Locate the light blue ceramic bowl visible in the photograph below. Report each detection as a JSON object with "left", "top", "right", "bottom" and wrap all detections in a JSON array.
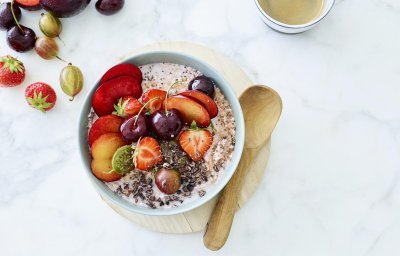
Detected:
[{"left": 78, "top": 51, "right": 245, "bottom": 216}]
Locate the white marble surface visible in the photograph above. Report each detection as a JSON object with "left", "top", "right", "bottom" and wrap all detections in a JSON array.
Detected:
[{"left": 1, "top": 0, "right": 400, "bottom": 255}]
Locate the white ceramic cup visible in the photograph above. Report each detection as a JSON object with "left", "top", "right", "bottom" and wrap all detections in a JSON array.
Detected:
[{"left": 254, "top": 0, "right": 335, "bottom": 34}]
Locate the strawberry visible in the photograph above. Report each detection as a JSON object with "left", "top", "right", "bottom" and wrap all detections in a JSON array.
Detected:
[
  {"left": 25, "top": 82, "right": 57, "bottom": 113},
  {"left": 179, "top": 122, "right": 213, "bottom": 161},
  {"left": 0, "top": 55, "right": 25, "bottom": 87},
  {"left": 134, "top": 137, "right": 163, "bottom": 171},
  {"left": 141, "top": 89, "right": 167, "bottom": 113},
  {"left": 112, "top": 96, "right": 143, "bottom": 118}
]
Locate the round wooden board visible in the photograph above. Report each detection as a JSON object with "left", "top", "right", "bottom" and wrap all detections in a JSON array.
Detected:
[{"left": 107, "top": 41, "right": 271, "bottom": 233}]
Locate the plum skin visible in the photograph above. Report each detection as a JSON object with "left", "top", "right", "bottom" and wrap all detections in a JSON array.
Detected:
[{"left": 40, "top": 0, "right": 91, "bottom": 18}]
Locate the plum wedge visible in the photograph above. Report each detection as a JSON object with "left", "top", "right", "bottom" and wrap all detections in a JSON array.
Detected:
[
  {"left": 178, "top": 90, "right": 218, "bottom": 118},
  {"left": 164, "top": 95, "right": 210, "bottom": 127},
  {"left": 92, "top": 76, "right": 143, "bottom": 116},
  {"left": 100, "top": 63, "right": 142, "bottom": 84}
]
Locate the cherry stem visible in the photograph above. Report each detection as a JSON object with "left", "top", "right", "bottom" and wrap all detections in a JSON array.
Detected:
[
  {"left": 10, "top": 0, "right": 22, "bottom": 32},
  {"left": 133, "top": 97, "right": 160, "bottom": 126},
  {"left": 164, "top": 78, "right": 187, "bottom": 112}
]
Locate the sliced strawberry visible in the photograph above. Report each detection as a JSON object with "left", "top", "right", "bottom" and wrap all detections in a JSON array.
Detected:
[
  {"left": 25, "top": 82, "right": 57, "bottom": 112},
  {"left": 179, "top": 122, "right": 213, "bottom": 161},
  {"left": 88, "top": 115, "right": 124, "bottom": 146},
  {"left": 15, "top": 0, "right": 41, "bottom": 11},
  {"left": 164, "top": 95, "right": 210, "bottom": 127},
  {"left": 178, "top": 90, "right": 218, "bottom": 118},
  {"left": 113, "top": 96, "right": 143, "bottom": 118},
  {"left": 134, "top": 137, "right": 163, "bottom": 171},
  {"left": 100, "top": 63, "right": 142, "bottom": 84},
  {"left": 141, "top": 89, "right": 167, "bottom": 113},
  {"left": 92, "top": 76, "right": 143, "bottom": 116}
]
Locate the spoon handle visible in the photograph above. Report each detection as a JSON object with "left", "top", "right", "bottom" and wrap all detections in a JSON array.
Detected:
[{"left": 203, "top": 155, "right": 247, "bottom": 250}]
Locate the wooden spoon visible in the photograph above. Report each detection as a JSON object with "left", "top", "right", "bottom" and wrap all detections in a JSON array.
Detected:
[{"left": 203, "top": 85, "right": 283, "bottom": 251}]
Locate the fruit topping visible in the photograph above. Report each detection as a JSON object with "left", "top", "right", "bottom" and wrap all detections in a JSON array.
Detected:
[
  {"left": 95, "top": 0, "right": 124, "bottom": 16},
  {"left": 113, "top": 96, "right": 142, "bottom": 118},
  {"left": 88, "top": 114, "right": 123, "bottom": 146},
  {"left": 155, "top": 168, "right": 181, "bottom": 195},
  {"left": 40, "top": 0, "right": 91, "bottom": 18},
  {"left": 99, "top": 63, "right": 142, "bottom": 85},
  {"left": 178, "top": 90, "right": 218, "bottom": 118},
  {"left": 60, "top": 63, "right": 84, "bottom": 101},
  {"left": 134, "top": 137, "right": 163, "bottom": 171},
  {"left": 164, "top": 95, "right": 210, "bottom": 127},
  {"left": 120, "top": 114, "right": 149, "bottom": 143},
  {"left": 188, "top": 75, "right": 216, "bottom": 98},
  {"left": 92, "top": 75, "right": 143, "bottom": 116},
  {"left": 39, "top": 12, "right": 62, "bottom": 39},
  {"left": 0, "top": 2, "right": 21, "bottom": 31},
  {"left": 111, "top": 145, "right": 134, "bottom": 175},
  {"left": 91, "top": 133, "right": 127, "bottom": 181},
  {"left": 7, "top": 25, "right": 36, "bottom": 52},
  {"left": 15, "top": 0, "right": 41, "bottom": 10},
  {"left": 150, "top": 109, "right": 183, "bottom": 140},
  {"left": 0, "top": 55, "right": 25, "bottom": 87},
  {"left": 141, "top": 88, "right": 167, "bottom": 113},
  {"left": 179, "top": 122, "right": 213, "bottom": 161},
  {"left": 25, "top": 82, "right": 57, "bottom": 112}
]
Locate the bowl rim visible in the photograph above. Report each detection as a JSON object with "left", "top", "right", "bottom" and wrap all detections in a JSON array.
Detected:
[
  {"left": 78, "top": 50, "right": 245, "bottom": 216},
  {"left": 254, "top": 0, "right": 335, "bottom": 29}
]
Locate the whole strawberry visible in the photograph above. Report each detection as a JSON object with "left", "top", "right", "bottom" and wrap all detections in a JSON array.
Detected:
[
  {"left": 25, "top": 82, "right": 57, "bottom": 113},
  {"left": 0, "top": 55, "right": 25, "bottom": 87}
]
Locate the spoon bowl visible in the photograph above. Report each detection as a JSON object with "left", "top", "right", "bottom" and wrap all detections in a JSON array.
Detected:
[{"left": 203, "top": 85, "right": 282, "bottom": 251}]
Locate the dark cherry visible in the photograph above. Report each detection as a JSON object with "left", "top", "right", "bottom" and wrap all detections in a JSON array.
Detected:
[
  {"left": 150, "top": 109, "right": 183, "bottom": 140},
  {"left": 155, "top": 168, "right": 181, "bottom": 195},
  {"left": 120, "top": 115, "right": 149, "bottom": 143},
  {"left": 95, "top": 0, "right": 124, "bottom": 15},
  {"left": 0, "top": 3, "right": 22, "bottom": 31},
  {"left": 188, "top": 75, "right": 216, "bottom": 98},
  {"left": 7, "top": 25, "right": 36, "bottom": 52}
]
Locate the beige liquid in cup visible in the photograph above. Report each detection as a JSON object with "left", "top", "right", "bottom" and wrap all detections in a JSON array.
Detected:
[{"left": 259, "top": 0, "right": 324, "bottom": 25}]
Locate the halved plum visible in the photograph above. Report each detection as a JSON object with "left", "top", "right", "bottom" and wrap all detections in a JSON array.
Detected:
[
  {"left": 178, "top": 90, "right": 218, "bottom": 118},
  {"left": 15, "top": 0, "right": 41, "bottom": 11},
  {"left": 164, "top": 95, "right": 210, "bottom": 127},
  {"left": 88, "top": 115, "right": 124, "bottom": 146},
  {"left": 100, "top": 63, "right": 142, "bottom": 84},
  {"left": 92, "top": 76, "right": 143, "bottom": 116}
]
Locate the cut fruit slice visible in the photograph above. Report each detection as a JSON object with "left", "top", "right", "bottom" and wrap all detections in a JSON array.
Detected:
[
  {"left": 178, "top": 90, "right": 218, "bottom": 118},
  {"left": 100, "top": 63, "right": 142, "bottom": 84},
  {"left": 141, "top": 89, "right": 167, "bottom": 113},
  {"left": 92, "top": 76, "right": 143, "bottom": 116},
  {"left": 90, "top": 133, "right": 128, "bottom": 181},
  {"left": 91, "top": 159, "right": 122, "bottom": 182},
  {"left": 134, "top": 137, "right": 163, "bottom": 171},
  {"left": 164, "top": 95, "right": 210, "bottom": 127},
  {"left": 112, "top": 145, "right": 135, "bottom": 175},
  {"left": 88, "top": 115, "right": 124, "bottom": 146},
  {"left": 15, "top": 0, "right": 41, "bottom": 10},
  {"left": 91, "top": 133, "right": 127, "bottom": 159}
]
